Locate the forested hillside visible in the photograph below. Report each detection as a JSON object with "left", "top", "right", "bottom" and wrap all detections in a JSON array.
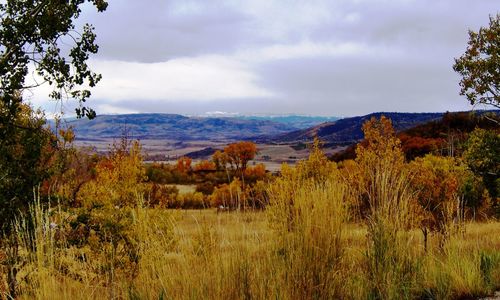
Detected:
[{"left": 331, "top": 111, "right": 499, "bottom": 161}]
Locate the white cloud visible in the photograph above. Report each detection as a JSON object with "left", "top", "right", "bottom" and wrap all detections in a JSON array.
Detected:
[
  {"left": 96, "top": 104, "right": 139, "bottom": 115},
  {"left": 88, "top": 56, "right": 274, "bottom": 102}
]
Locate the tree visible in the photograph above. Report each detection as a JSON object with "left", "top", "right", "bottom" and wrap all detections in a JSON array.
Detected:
[
  {"left": 212, "top": 150, "right": 228, "bottom": 171},
  {"left": 453, "top": 14, "right": 499, "bottom": 110},
  {"left": 0, "top": 100, "right": 56, "bottom": 297},
  {"left": 354, "top": 117, "right": 421, "bottom": 298},
  {"left": 410, "top": 155, "right": 470, "bottom": 248},
  {"left": 0, "top": 0, "right": 108, "bottom": 120},
  {"left": 223, "top": 141, "right": 257, "bottom": 175},
  {"left": 0, "top": 3, "right": 107, "bottom": 295},
  {"left": 354, "top": 116, "right": 415, "bottom": 221},
  {"left": 0, "top": 101, "right": 55, "bottom": 234},
  {"left": 78, "top": 139, "right": 145, "bottom": 209},
  {"left": 176, "top": 156, "right": 192, "bottom": 174},
  {"left": 463, "top": 128, "right": 499, "bottom": 201}
]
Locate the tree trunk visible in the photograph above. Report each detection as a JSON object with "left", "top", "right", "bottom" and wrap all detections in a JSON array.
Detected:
[{"left": 422, "top": 227, "right": 428, "bottom": 253}]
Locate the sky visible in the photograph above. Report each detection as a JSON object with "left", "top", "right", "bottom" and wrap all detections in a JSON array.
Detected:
[{"left": 28, "top": 0, "right": 499, "bottom": 117}]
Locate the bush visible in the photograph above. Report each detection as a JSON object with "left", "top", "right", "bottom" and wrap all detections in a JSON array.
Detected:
[
  {"left": 209, "top": 179, "right": 243, "bottom": 209},
  {"left": 195, "top": 182, "right": 215, "bottom": 195},
  {"left": 267, "top": 139, "right": 348, "bottom": 298},
  {"left": 144, "top": 184, "right": 179, "bottom": 207},
  {"left": 177, "top": 192, "right": 207, "bottom": 209}
]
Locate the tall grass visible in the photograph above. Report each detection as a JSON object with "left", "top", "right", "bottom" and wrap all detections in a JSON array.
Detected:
[
  {"left": 2, "top": 181, "right": 499, "bottom": 299},
  {"left": 3, "top": 205, "right": 500, "bottom": 299},
  {"left": 267, "top": 167, "right": 348, "bottom": 299},
  {"left": 363, "top": 162, "right": 421, "bottom": 299}
]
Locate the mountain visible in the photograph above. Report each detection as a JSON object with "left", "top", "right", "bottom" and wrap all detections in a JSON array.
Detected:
[
  {"left": 57, "top": 113, "right": 296, "bottom": 141},
  {"left": 55, "top": 111, "right": 491, "bottom": 145},
  {"left": 235, "top": 115, "right": 339, "bottom": 129},
  {"left": 262, "top": 112, "right": 445, "bottom": 144}
]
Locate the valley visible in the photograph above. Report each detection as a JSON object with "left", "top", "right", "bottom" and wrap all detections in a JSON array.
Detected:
[{"left": 66, "top": 111, "right": 451, "bottom": 170}]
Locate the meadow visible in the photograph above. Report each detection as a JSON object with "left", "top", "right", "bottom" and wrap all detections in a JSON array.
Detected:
[
  {"left": 10, "top": 203, "right": 500, "bottom": 299},
  {"left": 1, "top": 116, "right": 499, "bottom": 300}
]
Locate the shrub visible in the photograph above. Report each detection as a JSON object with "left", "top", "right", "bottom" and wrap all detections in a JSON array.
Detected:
[
  {"left": 145, "top": 184, "right": 179, "bottom": 207},
  {"left": 354, "top": 116, "right": 421, "bottom": 299},
  {"left": 177, "top": 192, "right": 207, "bottom": 209},
  {"left": 209, "top": 179, "right": 243, "bottom": 209},
  {"left": 267, "top": 139, "right": 348, "bottom": 298}
]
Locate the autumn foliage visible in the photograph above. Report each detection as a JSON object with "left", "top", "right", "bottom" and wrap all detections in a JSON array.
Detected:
[
  {"left": 222, "top": 141, "right": 257, "bottom": 174},
  {"left": 1, "top": 116, "right": 499, "bottom": 299},
  {"left": 176, "top": 156, "right": 192, "bottom": 173},
  {"left": 193, "top": 160, "right": 216, "bottom": 172}
]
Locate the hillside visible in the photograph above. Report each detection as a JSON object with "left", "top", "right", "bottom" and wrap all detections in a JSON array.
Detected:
[
  {"left": 330, "top": 111, "right": 500, "bottom": 162},
  {"left": 57, "top": 113, "right": 297, "bottom": 141},
  {"left": 263, "top": 112, "right": 444, "bottom": 144}
]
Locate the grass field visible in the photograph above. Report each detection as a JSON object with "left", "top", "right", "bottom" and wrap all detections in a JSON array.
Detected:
[
  {"left": 168, "top": 184, "right": 197, "bottom": 194},
  {"left": 12, "top": 206, "right": 500, "bottom": 300},
  {"left": 6, "top": 145, "right": 498, "bottom": 299},
  {"left": 6, "top": 136, "right": 500, "bottom": 299}
]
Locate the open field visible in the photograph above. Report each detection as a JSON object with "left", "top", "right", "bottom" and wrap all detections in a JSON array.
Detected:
[
  {"left": 12, "top": 207, "right": 500, "bottom": 300},
  {"left": 75, "top": 138, "right": 346, "bottom": 172},
  {"left": 169, "top": 184, "right": 197, "bottom": 194},
  {"left": 74, "top": 138, "right": 225, "bottom": 158}
]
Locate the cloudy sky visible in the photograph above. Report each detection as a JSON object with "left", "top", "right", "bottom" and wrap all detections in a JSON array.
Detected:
[{"left": 29, "top": 0, "right": 498, "bottom": 117}]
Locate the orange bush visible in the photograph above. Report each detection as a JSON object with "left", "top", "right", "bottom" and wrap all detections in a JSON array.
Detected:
[
  {"left": 194, "top": 160, "right": 216, "bottom": 172},
  {"left": 244, "top": 163, "right": 266, "bottom": 182}
]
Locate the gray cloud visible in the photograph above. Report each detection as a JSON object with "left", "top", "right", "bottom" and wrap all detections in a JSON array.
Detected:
[
  {"left": 79, "top": 1, "right": 256, "bottom": 62},
  {"left": 34, "top": 0, "right": 500, "bottom": 117},
  {"left": 256, "top": 54, "right": 469, "bottom": 116}
]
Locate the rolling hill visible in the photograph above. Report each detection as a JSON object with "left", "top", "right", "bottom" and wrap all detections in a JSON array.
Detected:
[
  {"left": 57, "top": 113, "right": 297, "bottom": 141},
  {"left": 262, "top": 112, "right": 445, "bottom": 144},
  {"left": 55, "top": 111, "right": 493, "bottom": 146}
]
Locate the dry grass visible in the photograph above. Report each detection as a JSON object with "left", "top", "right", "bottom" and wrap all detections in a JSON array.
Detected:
[
  {"left": 6, "top": 204, "right": 499, "bottom": 299},
  {"left": 168, "top": 184, "right": 197, "bottom": 195},
  {"left": 4, "top": 196, "right": 500, "bottom": 299}
]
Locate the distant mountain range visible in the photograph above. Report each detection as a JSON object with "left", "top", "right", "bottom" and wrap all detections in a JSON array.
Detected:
[
  {"left": 235, "top": 115, "right": 339, "bottom": 129},
  {"left": 55, "top": 111, "right": 489, "bottom": 144},
  {"left": 56, "top": 113, "right": 298, "bottom": 141}
]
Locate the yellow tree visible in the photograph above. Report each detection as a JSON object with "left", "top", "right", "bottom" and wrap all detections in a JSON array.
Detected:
[
  {"left": 354, "top": 116, "right": 420, "bottom": 299},
  {"left": 79, "top": 139, "right": 145, "bottom": 208},
  {"left": 410, "top": 154, "right": 474, "bottom": 248},
  {"left": 71, "top": 139, "right": 146, "bottom": 280},
  {"left": 212, "top": 150, "right": 228, "bottom": 171},
  {"left": 354, "top": 116, "right": 417, "bottom": 224}
]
